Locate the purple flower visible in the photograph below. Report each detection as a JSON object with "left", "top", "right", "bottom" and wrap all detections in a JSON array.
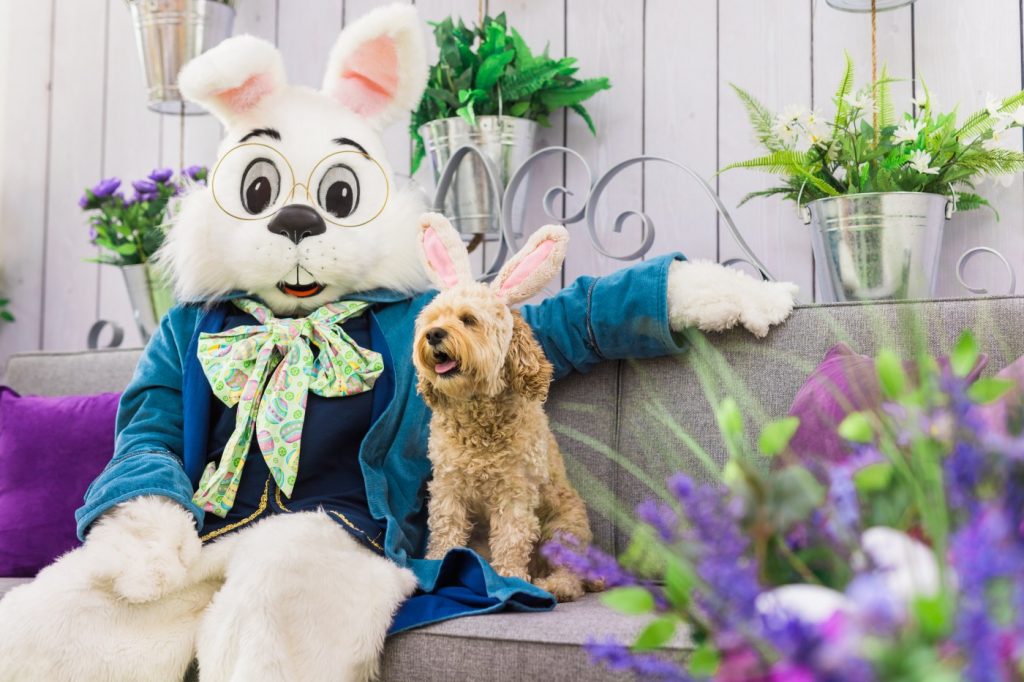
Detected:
[
  {"left": 584, "top": 637, "right": 691, "bottom": 681},
  {"left": 636, "top": 499, "right": 679, "bottom": 542},
  {"left": 182, "top": 164, "right": 206, "bottom": 180},
  {"left": 826, "top": 466, "right": 860, "bottom": 541},
  {"left": 148, "top": 167, "right": 173, "bottom": 183},
  {"left": 668, "top": 474, "right": 762, "bottom": 631},
  {"left": 132, "top": 179, "right": 158, "bottom": 195},
  {"left": 78, "top": 194, "right": 89, "bottom": 209},
  {"left": 542, "top": 534, "right": 637, "bottom": 588},
  {"left": 91, "top": 177, "right": 121, "bottom": 198}
]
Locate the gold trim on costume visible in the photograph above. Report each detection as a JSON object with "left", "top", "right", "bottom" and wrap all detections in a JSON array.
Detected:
[
  {"left": 329, "top": 510, "right": 385, "bottom": 552},
  {"left": 200, "top": 478, "right": 271, "bottom": 543}
]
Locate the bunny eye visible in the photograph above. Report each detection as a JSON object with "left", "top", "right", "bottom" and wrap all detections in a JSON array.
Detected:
[
  {"left": 317, "top": 163, "right": 360, "bottom": 219},
  {"left": 459, "top": 314, "right": 477, "bottom": 327}
]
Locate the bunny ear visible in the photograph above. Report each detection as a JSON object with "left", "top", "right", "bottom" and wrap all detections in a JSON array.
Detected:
[
  {"left": 321, "top": 4, "right": 428, "bottom": 129},
  {"left": 178, "top": 35, "right": 287, "bottom": 126},
  {"left": 491, "top": 225, "right": 569, "bottom": 305},
  {"left": 419, "top": 213, "right": 473, "bottom": 290}
]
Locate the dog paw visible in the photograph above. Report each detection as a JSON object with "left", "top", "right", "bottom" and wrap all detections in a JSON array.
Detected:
[
  {"left": 493, "top": 565, "right": 532, "bottom": 582},
  {"left": 739, "top": 280, "right": 799, "bottom": 338},
  {"left": 85, "top": 496, "right": 201, "bottom": 603},
  {"left": 535, "top": 572, "right": 585, "bottom": 602}
]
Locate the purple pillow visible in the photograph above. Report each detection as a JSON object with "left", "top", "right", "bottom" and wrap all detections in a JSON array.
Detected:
[
  {"left": 0, "top": 387, "right": 120, "bottom": 576},
  {"left": 787, "top": 343, "right": 987, "bottom": 465}
]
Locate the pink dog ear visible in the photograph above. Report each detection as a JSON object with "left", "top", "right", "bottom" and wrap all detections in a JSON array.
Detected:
[
  {"left": 178, "top": 35, "right": 286, "bottom": 126},
  {"left": 491, "top": 225, "right": 569, "bottom": 305},
  {"left": 419, "top": 213, "right": 473, "bottom": 290},
  {"left": 322, "top": 4, "right": 428, "bottom": 129}
]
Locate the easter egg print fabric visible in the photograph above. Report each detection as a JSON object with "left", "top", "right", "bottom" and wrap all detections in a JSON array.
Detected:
[{"left": 193, "top": 298, "right": 384, "bottom": 517}]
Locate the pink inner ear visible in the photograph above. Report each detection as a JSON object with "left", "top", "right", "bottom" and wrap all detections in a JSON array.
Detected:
[
  {"left": 334, "top": 35, "right": 398, "bottom": 116},
  {"left": 216, "top": 73, "right": 276, "bottom": 114},
  {"left": 499, "top": 240, "right": 556, "bottom": 297},
  {"left": 423, "top": 228, "right": 461, "bottom": 289}
]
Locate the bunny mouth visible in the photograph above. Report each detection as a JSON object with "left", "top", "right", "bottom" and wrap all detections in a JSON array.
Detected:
[
  {"left": 432, "top": 351, "right": 461, "bottom": 377},
  {"left": 277, "top": 267, "right": 325, "bottom": 298}
]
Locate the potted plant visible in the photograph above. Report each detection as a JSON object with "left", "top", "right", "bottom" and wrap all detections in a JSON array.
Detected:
[
  {"left": 79, "top": 166, "right": 207, "bottom": 340},
  {"left": 126, "top": 0, "right": 236, "bottom": 114},
  {"left": 411, "top": 13, "right": 610, "bottom": 239},
  {"left": 721, "top": 55, "right": 1024, "bottom": 302}
]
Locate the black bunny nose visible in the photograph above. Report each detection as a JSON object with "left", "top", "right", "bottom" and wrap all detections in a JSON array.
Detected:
[
  {"left": 267, "top": 205, "right": 327, "bottom": 245},
  {"left": 426, "top": 328, "right": 448, "bottom": 346}
]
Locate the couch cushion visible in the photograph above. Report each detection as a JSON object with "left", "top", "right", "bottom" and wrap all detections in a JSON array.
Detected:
[
  {"left": 2, "top": 348, "right": 142, "bottom": 396},
  {"left": 381, "top": 593, "right": 690, "bottom": 681},
  {"left": 613, "top": 296, "right": 1024, "bottom": 550}
]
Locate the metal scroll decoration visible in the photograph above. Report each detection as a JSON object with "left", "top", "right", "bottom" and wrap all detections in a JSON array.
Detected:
[
  {"left": 433, "top": 144, "right": 1017, "bottom": 298},
  {"left": 432, "top": 145, "right": 777, "bottom": 283}
]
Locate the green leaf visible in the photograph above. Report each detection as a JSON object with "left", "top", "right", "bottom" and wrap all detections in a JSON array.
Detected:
[
  {"left": 570, "top": 103, "right": 597, "bottom": 135},
  {"left": 730, "top": 83, "right": 783, "bottom": 151},
  {"left": 537, "top": 77, "right": 611, "bottom": 109},
  {"left": 853, "top": 462, "right": 894, "bottom": 494},
  {"left": 832, "top": 52, "right": 855, "bottom": 128},
  {"left": 601, "top": 586, "right": 655, "bottom": 615},
  {"left": 663, "top": 560, "right": 694, "bottom": 609},
  {"left": 914, "top": 593, "right": 954, "bottom": 640},
  {"left": 967, "top": 377, "right": 1015, "bottom": 404},
  {"left": 688, "top": 643, "right": 720, "bottom": 677},
  {"left": 951, "top": 330, "right": 979, "bottom": 378},
  {"left": 876, "top": 349, "right": 907, "bottom": 399},
  {"left": 632, "top": 616, "right": 677, "bottom": 651},
  {"left": 838, "top": 411, "right": 873, "bottom": 443},
  {"left": 475, "top": 50, "right": 515, "bottom": 90},
  {"left": 0, "top": 311, "right": 13, "bottom": 323},
  {"left": 716, "top": 398, "right": 743, "bottom": 438},
  {"left": 508, "top": 100, "right": 530, "bottom": 117},
  {"left": 456, "top": 103, "right": 476, "bottom": 127},
  {"left": 758, "top": 416, "right": 800, "bottom": 456}
]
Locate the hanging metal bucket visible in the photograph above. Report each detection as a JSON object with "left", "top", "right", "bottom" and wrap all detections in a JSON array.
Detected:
[
  {"left": 419, "top": 116, "right": 539, "bottom": 236},
  {"left": 121, "top": 263, "right": 176, "bottom": 341},
  {"left": 126, "top": 0, "right": 236, "bottom": 114},
  {"left": 804, "top": 192, "right": 952, "bottom": 302}
]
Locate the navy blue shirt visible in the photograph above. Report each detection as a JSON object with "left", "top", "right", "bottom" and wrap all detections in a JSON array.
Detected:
[{"left": 200, "top": 307, "right": 385, "bottom": 554}]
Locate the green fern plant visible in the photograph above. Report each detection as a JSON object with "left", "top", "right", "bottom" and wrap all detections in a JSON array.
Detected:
[
  {"left": 409, "top": 13, "right": 611, "bottom": 174},
  {"left": 721, "top": 54, "right": 1024, "bottom": 214},
  {"left": 0, "top": 297, "right": 12, "bottom": 324}
]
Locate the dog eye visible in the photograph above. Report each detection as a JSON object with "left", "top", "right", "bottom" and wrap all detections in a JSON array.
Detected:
[
  {"left": 460, "top": 315, "right": 476, "bottom": 326},
  {"left": 317, "top": 163, "right": 360, "bottom": 219},
  {"left": 240, "top": 157, "right": 281, "bottom": 215}
]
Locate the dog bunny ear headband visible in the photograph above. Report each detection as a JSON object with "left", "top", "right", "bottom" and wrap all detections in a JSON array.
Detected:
[
  {"left": 418, "top": 213, "right": 569, "bottom": 305},
  {"left": 178, "top": 4, "right": 427, "bottom": 130}
]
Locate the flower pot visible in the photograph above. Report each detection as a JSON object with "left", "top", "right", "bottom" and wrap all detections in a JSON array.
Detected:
[
  {"left": 419, "top": 116, "right": 539, "bottom": 236},
  {"left": 121, "top": 263, "right": 175, "bottom": 341},
  {"left": 126, "top": 0, "right": 235, "bottom": 114},
  {"left": 804, "top": 192, "right": 952, "bottom": 302}
]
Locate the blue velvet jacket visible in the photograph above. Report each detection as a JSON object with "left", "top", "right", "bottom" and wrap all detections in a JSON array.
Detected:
[{"left": 75, "top": 254, "right": 685, "bottom": 632}]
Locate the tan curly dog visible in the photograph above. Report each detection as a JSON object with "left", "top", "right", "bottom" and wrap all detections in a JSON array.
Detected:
[{"left": 412, "top": 213, "right": 597, "bottom": 601}]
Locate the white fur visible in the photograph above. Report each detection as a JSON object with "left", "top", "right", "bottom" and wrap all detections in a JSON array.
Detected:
[
  {"left": 196, "top": 513, "right": 417, "bottom": 682},
  {"left": 0, "top": 497, "right": 226, "bottom": 681},
  {"left": 159, "top": 4, "right": 433, "bottom": 316},
  {"left": 0, "top": 508, "right": 415, "bottom": 682},
  {"left": 321, "top": 3, "right": 428, "bottom": 129},
  {"left": 666, "top": 260, "right": 799, "bottom": 338}
]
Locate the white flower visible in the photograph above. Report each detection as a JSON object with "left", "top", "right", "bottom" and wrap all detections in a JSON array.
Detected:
[
  {"left": 844, "top": 92, "right": 870, "bottom": 109},
  {"left": 802, "top": 110, "right": 832, "bottom": 146},
  {"left": 912, "top": 91, "right": 929, "bottom": 108},
  {"left": 893, "top": 119, "right": 925, "bottom": 144},
  {"left": 907, "top": 149, "right": 939, "bottom": 175},
  {"left": 1011, "top": 106, "right": 1024, "bottom": 126},
  {"left": 986, "top": 93, "right": 1002, "bottom": 117},
  {"left": 772, "top": 119, "right": 799, "bottom": 147},
  {"left": 780, "top": 105, "right": 808, "bottom": 123}
]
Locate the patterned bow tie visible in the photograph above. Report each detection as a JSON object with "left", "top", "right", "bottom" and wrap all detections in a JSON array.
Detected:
[{"left": 193, "top": 297, "right": 384, "bottom": 518}]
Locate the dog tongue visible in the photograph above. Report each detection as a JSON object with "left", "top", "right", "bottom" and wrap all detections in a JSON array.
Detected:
[{"left": 435, "top": 360, "right": 458, "bottom": 374}]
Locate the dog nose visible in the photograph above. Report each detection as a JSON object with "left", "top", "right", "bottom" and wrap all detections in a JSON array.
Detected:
[
  {"left": 267, "top": 204, "right": 327, "bottom": 245},
  {"left": 426, "top": 328, "right": 447, "bottom": 346}
]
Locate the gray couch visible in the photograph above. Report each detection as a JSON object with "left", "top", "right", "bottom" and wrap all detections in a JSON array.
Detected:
[{"left": 3, "top": 296, "right": 1023, "bottom": 681}]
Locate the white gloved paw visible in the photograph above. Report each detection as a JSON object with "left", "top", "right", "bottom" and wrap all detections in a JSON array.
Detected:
[
  {"left": 667, "top": 260, "right": 798, "bottom": 338},
  {"left": 85, "top": 496, "right": 201, "bottom": 603}
]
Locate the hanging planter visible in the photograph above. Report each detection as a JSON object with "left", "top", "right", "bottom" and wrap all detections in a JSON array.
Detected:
[
  {"left": 126, "top": 0, "right": 236, "bottom": 114},
  {"left": 410, "top": 13, "right": 610, "bottom": 241}
]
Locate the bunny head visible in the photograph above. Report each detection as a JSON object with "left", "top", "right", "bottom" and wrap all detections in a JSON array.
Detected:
[
  {"left": 158, "top": 4, "right": 432, "bottom": 315},
  {"left": 412, "top": 213, "right": 567, "bottom": 402}
]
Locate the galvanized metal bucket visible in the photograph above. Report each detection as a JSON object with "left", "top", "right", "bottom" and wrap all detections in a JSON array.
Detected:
[
  {"left": 121, "top": 263, "right": 176, "bottom": 341},
  {"left": 419, "top": 116, "right": 539, "bottom": 236},
  {"left": 803, "top": 192, "right": 952, "bottom": 302},
  {"left": 126, "top": 0, "right": 236, "bottom": 114}
]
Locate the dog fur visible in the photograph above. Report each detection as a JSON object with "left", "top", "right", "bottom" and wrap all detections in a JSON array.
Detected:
[{"left": 412, "top": 215, "right": 595, "bottom": 601}]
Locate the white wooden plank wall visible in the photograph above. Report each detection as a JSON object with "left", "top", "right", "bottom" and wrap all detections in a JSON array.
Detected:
[{"left": 2, "top": 0, "right": 1023, "bottom": 365}]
